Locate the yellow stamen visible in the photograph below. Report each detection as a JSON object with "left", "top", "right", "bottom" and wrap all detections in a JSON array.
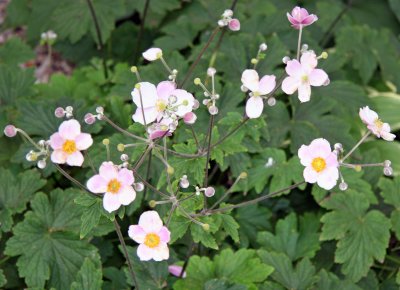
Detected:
[
  {"left": 107, "top": 179, "right": 121, "bottom": 194},
  {"left": 311, "top": 157, "right": 326, "bottom": 173},
  {"left": 144, "top": 233, "right": 160, "bottom": 248},
  {"left": 301, "top": 75, "right": 309, "bottom": 82},
  {"left": 156, "top": 100, "right": 167, "bottom": 112},
  {"left": 374, "top": 119, "right": 383, "bottom": 129},
  {"left": 62, "top": 140, "right": 77, "bottom": 154}
]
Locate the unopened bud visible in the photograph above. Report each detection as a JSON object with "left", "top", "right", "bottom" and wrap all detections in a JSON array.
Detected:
[
  {"left": 384, "top": 167, "right": 393, "bottom": 176},
  {"left": 259, "top": 43, "right": 267, "bottom": 51},
  {"left": 204, "top": 186, "right": 215, "bottom": 197},
  {"left": 354, "top": 165, "right": 362, "bottom": 172},
  {"left": 239, "top": 172, "right": 247, "bottom": 179},
  {"left": 54, "top": 107, "right": 65, "bottom": 118},
  {"left": 149, "top": 200, "right": 156, "bottom": 208},
  {"left": 320, "top": 51, "right": 328, "bottom": 59},
  {"left": 383, "top": 160, "right": 391, "bottom": 167},
  {"left": 251, "top": 58, "right": 258, "bottom": 64},
  {"left": 117, "top": 144, "right": 125, "bottom": 152},
  {"left": 339, "top": 182, "right": 348, "bottom": 191},
  {"left": 207, "top": 67, "right": 216, "bottom": 76},
  {"left": 130, "top": 66, "right": 137, "bottom": 73},
  {"left": 194, "top": 78, "right": 201, "bottom": 85},
  {"left": 282, "top": 56, "right": 290, "bottom": 64},
  {"left": 102, "top": 138, "right": 110, "bottom": 146},
  {"left": 84, "top": 113, "right": 96, "bottom": 125},
  {"left": 96, "top": 106, "right": 104, "bottom": 114},
  {"left": 134, "top": 182, "right": 144, "bottom": 192},
  {"left": 208, "top": 106, "right": 218, "bottom": 115},
  {"left": 167, "top": 166, "right": 174, "bottom": 175},
  {"left": 4, "top": 125, "right": 17, "bottom": 137},
  {"left": 37, "top": 159, "right": 46, "bottom": 169},
  {"left": 202, "top": 223, "right": 210, "bottom": 231},
  {"left": 180, "top": 175, "right": 190, "bottom": 188},
  {"left": 120, "top": 154, "right": 129, "bottom": 161},
  {"left": 267, "top": 97, "right": 276, "bottom": 106}
]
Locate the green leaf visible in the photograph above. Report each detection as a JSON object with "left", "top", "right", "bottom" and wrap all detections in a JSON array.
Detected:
[
  {"left": 0, "top": 66, "right": 35, "bottom": 105},
  {"left": 0, "top": 269, "right": 6, "bottom": 288},
  {"left": 0, "top": 168, "right": 46, "bottom": 233},
  {"left": 320, "top": 190, "right": 391, "bottom": 282},
  {"left": 5, "top": 189, "right": 97, "bottom": 289},
  {"left": 258, "top": 251, "right": 317, "bottom": 290},
  {"left": 361, "top": 140, "right": 400, "bottom": 175},
  {"left": 71, "top": 254, "right": 103, "bottom": 290},
  {"left": 371, "top": 93, "right": 400, "bottom": 131},
  {"left": 379, "top": 176, "right": 400, "bottom": 239},
  {"left": 316, "top": 269, "right": 362, "bottom": 290},
  {"left": 174, "top": 249, "right": 273, "bottom": 290},
  {"left": 191, "top": 221, "right": 219, "bottom": 250},
  {"left": 389, "top": 0, "right": 400, "bottom": 22},
  {"left": 219, "top": 214, "right": 240, "bottom": 243},
  {"left": 0, "top": 37, "right": 34, "bottom": 67},
  {"left": 257, "top": 213, "right": 320, "bottom": 261},
  {"left": 123, "top": 246, "right": 169, "bottom": 289},
  {"left": 203, "top": 279, "right": 247, "bottom": 290},
  {"left": 168, "top": 214, "right": 191, "bottom": 243}
]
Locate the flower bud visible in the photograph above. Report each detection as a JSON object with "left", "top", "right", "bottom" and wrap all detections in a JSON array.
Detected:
[
  {"left": 120, "top": 154, "right": 129, "bottom": 161},
  {"left": 239, "top": 172, "right": 248, "bottom": 179},
  {"left": 130, "top": 66, "right": 137, "bottom": 73},
  {"left": 384, "top": 160, "right": 391, "bottom": 167},
  {"left": 54, "top": 107, "right": 65, "bottom": 118},
  {"left": 320, "top": 52, "right": 328, "bottom": 59},
  {"left": 194, "top": 78, "right": 201, "bottom": 85},
  {"left": 168, "top": 265, "right": 186, "bottom": 278},
  {"left": 183, "top": 112, "right": 197, "bottom": 125},
  {"left": 207, "top": 67, "right": 216, "bottom": 76},
  {"left": 134, "top": 182, "right": 144, "bottom": 192},
  {"left": 228, "top": 19, "right": 240, "bottom": 31},
  {"left": 102, "top": 138, "right": 110, "bottom": 146},
  {"left": 267, "top": 97, "right": 276, "bottom": 106},
  {"left": 339, "top": 182, "right": 348, "bottom": 191},
  {"left": 217, "top": 19, "right": 225, "bottom": 27},
  {"left": 117, "top": 144, "right": 125, "bottom": 152},
  {"left": 37, "top": 159, "right": 46, "bottom": 169},
  {"left": 192, "top": 99, "right": 200, "bottom": 110},
  {"left": 96, "top": 106, "right": 104, "bottom": 114},
  {"left": 282, "top": 56, "right": 290, "bottom": 64},
  {"left": 149, "top": 200, "right": 156, "bottom": 208},
  {"left": 84, "top": 113, "right": 96, "bottom": 125},
  {"left": 204, "top": 186, "right": 215, "bottom": 197},
  {"left": 180, "top": 175, "right": 190, "bottom": 189},
  {"left": 202, "top": 223, "right": 210, "bottom": 231},
  {"left": 354, "top": 165, "right": 362, "bottom": 172},
  {"left": 259, "top": 43, "right": 267, "bottom": 51},
  {"left": 384, "top": 167, "right": 393, "bottom": 176},
  {"left": 240, "top": 85, "right": 248, "bottom": 92},
  {"left": 250, "top": 58, "right": 258, "bottom": 64},
  {"left": 222, "top": 9, "right": 233, "bottom": 18},
  {"left": 208, "top": 106, "right": 218, "bottom": 115},
  {"left": 4, "top": 125, "right": 17, "bottom": 137},
  {"left": 167, "top": 166, "right": 174, "bottom": 175}
]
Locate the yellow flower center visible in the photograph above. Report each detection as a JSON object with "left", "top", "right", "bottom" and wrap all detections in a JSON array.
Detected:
[
  {"left": 311, "top": 157, "right": 326, "bottom": 173},
  {"left": 144, "top": 233, "right": 160, "bottom": 248},
  {"left": 301, "top": 75, "right": 309, "bottom": 83},
  {"left": 156, "top": 100, "right": 167, "bottom": 112},
  {"left": 62, "top": 140, "right": 77, "bottom": 154},
  {"left": 374, "top": 119, "right": 383, "bottom": 129},
  {"left": 107, "top": 179, "right": 121, "bottom": 194}
]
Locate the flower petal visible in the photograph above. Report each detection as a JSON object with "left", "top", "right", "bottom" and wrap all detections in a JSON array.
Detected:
[
  {"left": 51, "top": 149, "right": 67, "bottom": 164},
  {"left": 317, "top": 167, "right": 339, "bottom": 190},
  {"left": 308, "top": 138, "right": 332, "bottom": 158},
  {"left": 309, "top": 69, "right": 328, "bottom": 87},
  {"left": 75, "top": 133, "right": 93, "bottom": 150},
  {"left": 301, "top": 14, "right": 318, "bottom": 25},
  {"left": 66, "top": 151, "right": 84, "bottom": 166},
  {"left": 151, "top": 243, "right": 169, "bottom": 261},
  {"left": 241, "top": 69, "right": 259, "bottom": 92},
  {"left": 300, "top": 51, "right": 318, "bottom": 71},
  {"left": 281, "top": 76, "right": 299, "bottom": 95},
  {"left": 258, "top": 75, "right": 276, "bottom": 95},
  {"left": 142, "top": 48, "right": 162, "bottom": 61},
  {"left": 59, "top": 119, "right": 81, "bottom": 140},
  {"left": 298, "top": 83, "right": 311, "bottom": 102},
  {"left": 157, "top": 81, "right": 176, "bottom": 101},
  {"left": 50, "top": 133, "right": 64, "bottom": 150},
  {"left": 137, "top": 244, "right": 154, "bottom": 261},
  {"left": 118, "top": 186, "right": 136, "bottom": 206},
  {"left": 359, "top": 106, "right": 378, "bottom": 125},
  {"left": 131, "top": 82, "right": 158, "bottom": 108},
  {"left": 158, "top": 226, "right": 171, "bottom": 243},
  {"left": 246, "top": 96, "right": 264, "bottom": 119},
  {"left": 99, "top": 161, "right": 118, "bottom": 181},
  {"left": 132, "top": 107, "right": 159, "bottom": 125},
  {"left": 174, "top": 89, "right": 195, "bottom": 117},
  {"left": 303, "top": 166, "right": 318, "bottom": 183},
  {"left": 138, "top": 210, "right": 163, "bottom": 233},
  {"left": 298, "top": 144, "right": 312, "bottom": 166},
  {"left": 168, "top": 265, "right": 186, "bottom": 278},
  {"left": 285, "top": 59, "right": 302, "bottom": 77},
  {"left": 87, "top": 175, "right": 107, "bottom": 194},
  {"left": 128, "top": 225, "right": 146, "bottom": 243},
  {"left": 103, "top": 192, "right": 121, "bottom": 213},
  {"left": 118, "top": 168, "right": 135, "bottom": 186}
]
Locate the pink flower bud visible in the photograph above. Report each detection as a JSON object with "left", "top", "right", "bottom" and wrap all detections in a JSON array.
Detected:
[
  {"left": 84, "top": 113, "right": 96, "bottom": 125},
  {"left": 4, "top": 125, "right": 17, "bottom": 137},
  {"left": 54, "top": 107, "right": 65, "bottom": 118},
  {"left": 204, "top": 186, "right": 215, "bottom": 197},
  {"left": 228, "top": 19, "right": 240, "bottom": 31},
  {"left": 168, "top": 265, "right": 186, "bottom": 278},
  {"left": 183, "top": 112, "right": 197, "bottom": 124}
]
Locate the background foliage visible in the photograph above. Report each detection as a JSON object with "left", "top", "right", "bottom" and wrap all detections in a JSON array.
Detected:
[{"left": 1, "top": 0, "right": 400, "bottom": 289}]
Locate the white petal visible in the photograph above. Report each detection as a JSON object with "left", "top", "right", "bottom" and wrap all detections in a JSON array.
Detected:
[
  {"left": 317, "top": 167, "right": 339, "bottom": 190},
  {"left": 131, "top": 82, "right": 158, "bottom": 108},
  {"left": 132, "top": 107, "right": 158, "bottom": 125},
  {"left": 142, "top": 48, "right": 162, "bottom": 61},
  {"left": 298, "top": 83, "right": 311, "bottom": 102},
  {"left": 245, "top": 96, "right": 264, "bottom": 119},
  {"left": 281, "top": 76, "right": 300, "bottom": 95},
  {"left": 103, "top": 192, "right": 121, "bottom": 213},
  {"left": 138, "top": 211, "right": 163, "bottom": 233},
  {"left": 117, "top": 186, "right": 136, "bottom": 206},
  {"left": 303, "top": 166, "right": 318, "bottom": 183},
  {"left": 241, "top": 69, "right": 260, "bottom": 92}
]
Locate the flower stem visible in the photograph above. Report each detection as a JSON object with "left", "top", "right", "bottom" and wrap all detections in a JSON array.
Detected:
[
  {"left": 54, "top": 164, "right": 98, "bottom": 197},
  {"left": 297, "top": 25, "right": 303, "bottom": 60},
  {"left": 341, "top": 131, "right": 371, "bottom": 162},
  {"left": 113, "top": 218, "right": 139, "bottom": 289},
  {"left": 101, "top": 115, "right": 147, "bottom": 142},
  {"left": 209, "top": 175, "right": 242, "bottom": 210},
  {"left": 134, "top": 0, "right": 151, "bottom": 62}
]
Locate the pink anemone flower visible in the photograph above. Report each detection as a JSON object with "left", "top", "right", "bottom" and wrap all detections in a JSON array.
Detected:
[
  {"left": 287, "top": 7, "right": 318, "bottom": 29},
  {"left": 359, "top": 106, "right": 396, "bottom": 141}
]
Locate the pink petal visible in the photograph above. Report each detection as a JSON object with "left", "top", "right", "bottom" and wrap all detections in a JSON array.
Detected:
[
  {"left": 309, "top": 69, "right": 328, "bottom": 87},
  {"left": 59, "top": 119, "right": 81, "bottom": 140},
  {"left": 131, "top": 82, "right": 158, "bottom": 108},
  {"left": 49, "top": 133, "right": 64, "bottom": 150},
  {"left": 87, "top": 175, "right": 107, "bottom": 194},
  {"left": 138, "top": 211, "right": 163, "bottom": 233},
  {"left": 298, "top": 7, "right": 310, "bottom": 20},
  {"left": 128, "top": 225, "right": 146, "bottom": 243},
  {"left": 132, "top": 107, "right": 159, "bottom": 125},
  {"left": 142, "top": 48, "right": 162, "bottom": 61},
  {"left": 300, "top": 52, "right": 318, "bottom": 71},
  {"left": 325, "top": 152, "right": 339, "bottom": 168},
  {"left": 117, "top": 186, "right": 136, "bottom": 206},
  {"left": 51, "top": 149, "right": 67, "bottom": 164},
  {"left": 103, "top": 192, "right": 121, "bottom": 213},
  {"left": 137, "top": 244, "right": 154, "bottom": 261},
  {"left": 158, "top": 226, "right": 171, "bottom": 243},
  {"left": 149, "top": 130, "right": 172, "bottom": 140},
  {"left": 303, "top": 166, "right": 318, "bottom": 183},
  {"left": 183, "top": 112, "right": 197, "bottom": 124},
  {"left": 157, "top": 81, "right": 176, "bottom": 101},
  {"left": 151, "top": 243, "right": 169, "bottom": 261},
  {"left": 168, "top": 265, "right": 186, "bottom": 278},
  {"left": 301, "top": 14, "right": 318, "bottom": 25},
  {"left": 246, "top": 96, "right": 264, "bottom": 119},
  {"left": 75, "top": 133, "right": 93, "bottom": 150},
  {"left": 66, "top": 151, "right": 84, "bottom": 166},
  {"left": 381, "top": 131, "right": 396, "bottom": 141},
  {"left": 287, "top": 12, "right": 300, "bottom": 26},
  {"left": 309, "top": 138, "right": 332, "bottom": 158},
  {"left": 281, "top": 76, "right": 300, "bottom": 95},
  {"left": 359, "top": 106, "right": 378, "bottom": 125},
  {"left": 99, "top": 161, "right": 118, "bottom": 181},
  {"left": 228, "top": 18, "right": 240, "bottom": 31},
  {"left": 317, "top": 167, "right": 339, "bottom": 190},
  {"left": 241, "top": 69, "right": 260, "bottom": 92},
  {"left": 298, "top": 144, "right": 312, "bottom": 166},
  {"left": 298, "top": 83, "right": 311, "bottom": 102},
  {"left": 285, "top": 59, "right": 302, "bottom": 77},
  {"left": 118, "top": 168, "right": 135, "bottom": 186},
  {"left": 258, "top": 75, "right": 276, "bottom": 95}
]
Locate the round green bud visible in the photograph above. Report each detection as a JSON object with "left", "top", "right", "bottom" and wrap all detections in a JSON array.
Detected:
[
  {"left": 149, "top": 200, "right": 157, "bottom": 208},
  {"left": 251, "top": 58, "right": 258, "bottom": 64},
  {"left": 239, "top": 172, "right": 248, "bottom": 179},
  {"left": 130, "top": 66, "right": 138, "bottom": 73},
  {"left": 135, "top": 83, "right": 141, "bottom": 89},
  {"left": 167, "top": 166, "right": 174, "bottom": 175},
  {"left": 202, "top": 223, "right": 210, "bottom": 231},
  {"left": 117, "top": 144, "right": 125, "bottom": 152},
  {"left": 354, "top": 165, "right": 362, "bottom": 172},
  {"left": 194, "top": 78, "right": 201, "bottom": 85},
  {"left": 102, "top": 138, "right": 110, "bottom": 146},
  {"left": 321, "top": 52, "right": 328, "bottom": 59}
]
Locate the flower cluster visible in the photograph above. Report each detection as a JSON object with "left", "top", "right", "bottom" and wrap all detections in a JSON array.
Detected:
[{"left": 217, "top": 9, "right": 240, "bottom": 31}]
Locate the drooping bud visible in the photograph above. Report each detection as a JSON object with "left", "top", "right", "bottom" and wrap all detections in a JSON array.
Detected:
[
  {"left": 134, "top": 182, "right": 144, "bottom": 192},
  {"left": 4, "top": 125, "right": 17, "bottom": 137},
  {"left": 54, "top": 107, "right": 65, "bottom": 118},
  {"left": 84, "top": 113, "right": 96, "bottom": 125},
  {"left": 204, "top": 186, "right": 215, "bottom": 197},
  {"left": 180, "top": 175, "right": 190, "bottom": 189},
  {"left": 259, "top": 43, "right": 267, "bottom": 51},
  {"left": 339, "top": 182, "right": 348, "bottom": 191},
  {"left": 183, "top": 112, "right": 197, "bottom": 125}
]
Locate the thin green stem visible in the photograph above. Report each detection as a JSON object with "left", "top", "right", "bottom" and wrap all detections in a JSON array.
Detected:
[
  {"left": 297, "top": 26, "right": 303, "bottom": 60},
  {"left": 341, "top": 131, "right": 371, "bottom": 162},
  {"left": 101, "top": 115, "right": 147, "bottom": 142}
]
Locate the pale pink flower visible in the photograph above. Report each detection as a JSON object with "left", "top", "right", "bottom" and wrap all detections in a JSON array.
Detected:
[
  {"left": 168, "top": 265, "right": 186, "bottom": 278},
  {"left": 49, "top": 119, "right": 93, "bottom": 166},
  {"left": 228, "top": 19, "right": 240, "bottom": 31},
  {"left": 241, "top": 69, "right": 276, "bottom": 118},
  {"left": 132, "top": 81, "right": 195, "bottom": 125},
  {"left": 298, "top": 138, "right": 339, "bottom": 190},
  {"left": 359, "top": 106, "right": 396, "bottom": 141},
  {"left": 87, "top": 161, "right": 136, "bottom": 213},
  {"left": 128, "top": 211, "right": 170, "bottom": 261},
  {"left": 183, "top": 112, "right": 197, "bottom": 124},
  {"left": 4, "top": 125, "right": 17, "bottom": 137},
  {"left": 287, "top": 7, "right": 318, "bottom": 29},
  {"left": 281, "top": 52, "right": 329, "bottom": 103},
  {"left": 142, "top": 48, "right": 162, "bottom": 61}
]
